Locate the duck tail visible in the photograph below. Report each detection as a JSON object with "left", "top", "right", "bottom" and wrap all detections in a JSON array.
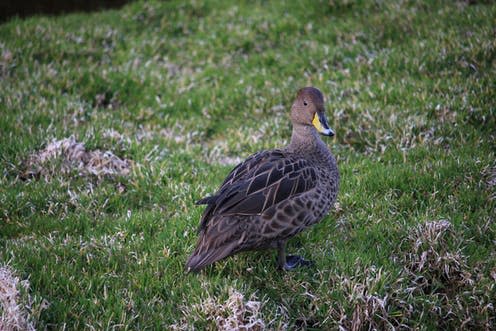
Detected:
[{"left": 186, "top": 242, "right": 236, "bottom": 272}]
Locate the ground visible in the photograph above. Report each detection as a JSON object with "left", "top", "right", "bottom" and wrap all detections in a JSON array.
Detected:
[{"left": 0, "top": 0, "right": 495, "bottom": 329}]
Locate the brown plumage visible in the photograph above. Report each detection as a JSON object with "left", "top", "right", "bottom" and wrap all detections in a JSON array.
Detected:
[{"left": 186, "top": 87, "right": 339, "bottom": 272}]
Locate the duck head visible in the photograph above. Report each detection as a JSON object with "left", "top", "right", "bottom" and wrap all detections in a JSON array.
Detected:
[{"left": 290, "top": 87, "right": 334, "bottom": 137}]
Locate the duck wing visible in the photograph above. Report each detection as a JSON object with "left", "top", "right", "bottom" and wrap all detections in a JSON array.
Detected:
[{"left": 196, "top": 149, "right": 317, "bottom": 232}]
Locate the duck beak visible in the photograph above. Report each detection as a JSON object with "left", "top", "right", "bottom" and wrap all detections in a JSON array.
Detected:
[{"left": 312, "top": 112, "right": 335, "bottom": 137}]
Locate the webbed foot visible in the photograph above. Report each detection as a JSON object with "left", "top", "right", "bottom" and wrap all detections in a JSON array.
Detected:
[{"left": 282, "top": 255, "right": 314, "bottom": 271}]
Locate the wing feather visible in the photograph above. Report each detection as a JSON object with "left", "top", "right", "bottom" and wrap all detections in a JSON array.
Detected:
[{"left": 197, "top": 149, "right": 317, "bottom": 231}]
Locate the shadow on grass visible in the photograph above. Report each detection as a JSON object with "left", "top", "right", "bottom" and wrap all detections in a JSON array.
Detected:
[{"left": 0, "top": 0, "right": 129, "bottom": 23}]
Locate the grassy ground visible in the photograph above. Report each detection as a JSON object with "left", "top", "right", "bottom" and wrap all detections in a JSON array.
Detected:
[{"left": 1, "top": 0, "right": 495, "bottom": 329}]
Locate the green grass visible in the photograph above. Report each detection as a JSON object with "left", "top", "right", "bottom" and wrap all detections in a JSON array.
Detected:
[{"left": 1, "top": 0, "right": 495, "bottom": 329}]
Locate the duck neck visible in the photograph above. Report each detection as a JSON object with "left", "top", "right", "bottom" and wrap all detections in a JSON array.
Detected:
[{"left": 289, "top": 123, "right": 323, "bottom": 153}]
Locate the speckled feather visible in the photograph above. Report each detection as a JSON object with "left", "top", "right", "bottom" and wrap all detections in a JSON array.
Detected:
[{"left": 187, "top": 87, "right": 339, "bottom": 272}]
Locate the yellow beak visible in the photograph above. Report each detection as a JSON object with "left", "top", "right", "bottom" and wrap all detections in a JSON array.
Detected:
[{"left": 312, "top": 113, "right": 334, "bottom": 136}]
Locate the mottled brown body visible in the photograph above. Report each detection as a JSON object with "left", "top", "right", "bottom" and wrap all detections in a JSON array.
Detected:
[{"left": 186, "top": 87, "right": 339, "bottom": 272}]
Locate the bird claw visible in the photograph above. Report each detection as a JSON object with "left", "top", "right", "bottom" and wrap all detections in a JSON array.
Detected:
[{"left": 283, "top": 255, "right": 314, "bottom": 270}]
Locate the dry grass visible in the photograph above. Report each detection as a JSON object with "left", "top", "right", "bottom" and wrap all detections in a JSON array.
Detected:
[
  {"left": 171, "top": 287, "right": 267, "bottom": 330},
  {"left": 0, "top": 265, "right": 35, "bottom": 331},
  {"left": 324, "top": 220, "right": 495, "bottom": 330},
  {"left": 403, "top": 220, "right": 472, "bottom": 293},
  {"left": 399, "top": 220, "right": 495, "bottom": 329},
  {"left": 23, "top": 136, "right": 132, "bottom": 180},
  {"left": 326, "top": 266, "right": 405, "bottom": 331}
]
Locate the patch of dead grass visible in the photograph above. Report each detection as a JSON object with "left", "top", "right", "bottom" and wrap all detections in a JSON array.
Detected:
[
  {"left": 326, "top": 266, "right": 404, "bottom": 330},
  {"left": 23, "top": 136, "right": 132, "bottom": 181},
  {"left": 325, "top": 220, "right": 495, "bottom": 329},
  {"left": 0, "top": 265, "right": 35, "bottom": 331},
  {"left": 171, "top": 287, "right": 267, "bottom": 330},
  {"left": 403, "top": 220, "right": 473, "bottom": 294},
  {"left": 399, "top": 220, "right": 495, "bottom": 329}
]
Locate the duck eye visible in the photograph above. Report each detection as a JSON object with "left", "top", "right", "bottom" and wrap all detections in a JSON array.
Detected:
[{"left": 303, "top": 101, "right": 308, "bottom": 106}]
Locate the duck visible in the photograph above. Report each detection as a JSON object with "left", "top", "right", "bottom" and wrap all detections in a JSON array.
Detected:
[{"left": 186, "top": 87, "right": 339, "bottom": 272}]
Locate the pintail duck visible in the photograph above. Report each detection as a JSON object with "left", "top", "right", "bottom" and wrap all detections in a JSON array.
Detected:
[{"left": 187, "top": 87, "right": 339, "bottom": 271}]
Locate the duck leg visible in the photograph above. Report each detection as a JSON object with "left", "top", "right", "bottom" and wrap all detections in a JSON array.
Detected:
[
  {"left": 277, "top": 240, "right": 287, "bottom": 269},
  {"left": 277, "top": 241, "right": 313, "bottom": 270}
]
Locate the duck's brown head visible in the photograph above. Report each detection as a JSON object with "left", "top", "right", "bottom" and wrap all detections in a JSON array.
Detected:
[{"left": 290, "top": 87, "right": 334, "bottom": 137}]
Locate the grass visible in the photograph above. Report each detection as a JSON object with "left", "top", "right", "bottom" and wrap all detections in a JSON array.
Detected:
[{"left": 0, "top": 0, "right": 495, "bottom": 329}]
